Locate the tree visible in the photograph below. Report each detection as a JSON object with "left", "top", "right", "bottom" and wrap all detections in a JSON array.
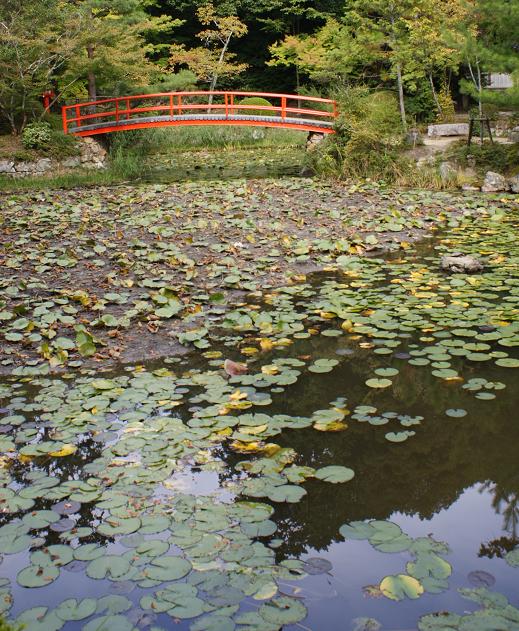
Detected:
[
  {"left": 270, "top": 0, "right": 468, "bottom": 129},
  {"left": 0, "top": 0, "right": 78, "bottom": 133},
  {"left": 451, "top": 0, "right": 519, "bottom": 112},
  {"left": 62, "top": 0, "right": 177, "bottom": 101},
  {"left": 400, "top": 0, "right": 467, "bottom": 118},
  {"left": 169, "top": 3, "right": 247, "bottom": 99}
]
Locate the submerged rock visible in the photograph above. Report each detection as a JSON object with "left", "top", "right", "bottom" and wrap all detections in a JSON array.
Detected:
[{"left": 440, "top": 253, "right": 484, "bottom": 273}]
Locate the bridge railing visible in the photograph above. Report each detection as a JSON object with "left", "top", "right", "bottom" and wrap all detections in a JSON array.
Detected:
[{"left": 62, "top": 91, "right": 338, "bottom": 134}]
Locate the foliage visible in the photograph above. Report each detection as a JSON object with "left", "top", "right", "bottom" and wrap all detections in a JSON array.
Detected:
[
  {"left": 239, "top": 97, "right": 275, "bottom": 116},
  {"left": 141, "top": 70, "right": 198, "bottom": 94},
  {"left": 450, "top": 0, "right": 519, "bottom": 112},
  {"left": 0, "top": 0, "right": 73, "bottom": 133},
  {"left": 447, "top": 141, "right": 519, "bottom": 176},
  {"left": 169, "top": 3, "right": 248, "bottom": 91},
  {"left": 19, "top": 120, "right": 78, "bottom": 158},
  {"left": 309, "top": 88, "right": 407, "bottom": 181},
  {"left": 436, "top": 83, "right": 456, "bottom": 122},
  {"left": 59, "top": 0, "right": 177, "bottom": 101},
  {"left": 21, "top": 122, "right": 52, "bottom": 150},
  {"left": 405, "top": 84, "right": 437, "bottom": 124}
]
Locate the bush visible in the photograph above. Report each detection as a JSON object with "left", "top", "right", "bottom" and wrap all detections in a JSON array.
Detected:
[
  {"left": 21, "top": 122, "right": 52, "bottom": 150},
  {"left": 405, "top": 84, "right": 437, "bottom": 124},
  {"left": 309, "top": 87, "right": 407, "bottom": 181},
  {"left": 448, "top": 141, "right": 519, "bottom": 175},
  {"left": 239, "top": 97, "right": 276, "bottom": 116}
]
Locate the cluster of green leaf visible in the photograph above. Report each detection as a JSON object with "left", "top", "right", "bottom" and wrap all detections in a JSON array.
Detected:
[
  {"left": 307, "top": 87, "right": 416, "bottom": 182},
  {"left": 447, "top": 141, "right": 519, "bottom": 177}
]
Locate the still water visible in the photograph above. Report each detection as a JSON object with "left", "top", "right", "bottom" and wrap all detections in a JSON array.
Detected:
[{"left": 1, "top": 186, "right": 518, "bottom": 631}]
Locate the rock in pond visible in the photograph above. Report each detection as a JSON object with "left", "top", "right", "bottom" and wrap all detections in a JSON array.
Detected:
[{"left": 440, "top": 253, "right": 484, "bottom": 274}]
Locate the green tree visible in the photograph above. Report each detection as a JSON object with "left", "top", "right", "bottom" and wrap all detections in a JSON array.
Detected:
[
  {"left": 62, "top": 0, "right": 177, "bottom": 101},
  {"left": 452, "top": 0, "right": 519, "bottom": 111},
  {"left": 169, "top": 2, "right": 248, "bottom": 99},
  {"left": 0, "top": 0, "right": 77, "bottom": 133}
]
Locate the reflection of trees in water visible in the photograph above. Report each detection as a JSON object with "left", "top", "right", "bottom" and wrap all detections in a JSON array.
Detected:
[
  {"left": 221, "top": 338, "right": 518, "bottom": 559},
  {"left": 1, "top": 436, "right": 108, "bottom": 547},
  {"left": 479, "top": 482, "right": 519, "bottom": 559}
]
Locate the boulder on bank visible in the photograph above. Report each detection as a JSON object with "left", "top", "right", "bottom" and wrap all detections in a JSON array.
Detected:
[
  {"left": 428, "top": 123, "right": 469, "bottom": 137},
  {"left": 481, "top": 171, "right": 509, "bottom": 193},
  {"left": 509, "top": 174, "right": 519, "bottom": 194},
  {"left": 440, "top": 253, "right": 484, "bottom": 274}
]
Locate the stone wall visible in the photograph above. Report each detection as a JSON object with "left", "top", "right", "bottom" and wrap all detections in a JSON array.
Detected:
[{"left": 0, "top": 137, "right": 107, "bottom": 178}]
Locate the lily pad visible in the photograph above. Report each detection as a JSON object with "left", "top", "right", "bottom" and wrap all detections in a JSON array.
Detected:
[{"left": 314, "top": 466, "right": 355, "bottom": 484}]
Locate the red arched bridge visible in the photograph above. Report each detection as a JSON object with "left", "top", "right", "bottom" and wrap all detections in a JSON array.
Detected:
[{"left": 61, "top": 91, "right": 337, "bottom": 137}]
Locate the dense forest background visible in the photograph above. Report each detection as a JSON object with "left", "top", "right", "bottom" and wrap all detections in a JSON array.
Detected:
[{"left": 1, "top": 0, "right": 518, "bottom": 135}]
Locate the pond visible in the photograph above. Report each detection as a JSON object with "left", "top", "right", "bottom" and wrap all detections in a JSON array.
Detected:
[
  {"left": 142, "top": 146, "right": 308, "bottom": 182},
  {"left": 0, "top": 176, "right": 518, "bottom": 631}
]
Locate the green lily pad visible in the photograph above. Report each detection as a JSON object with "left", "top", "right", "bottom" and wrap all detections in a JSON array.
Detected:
[
  {"left": 55, "top": 598, "right": 97, "bottom": 621},
  {"left": 86, "top": 556, "right": 131, "bottom": 580},
  {"left": 366, "top": 378, "right": 392, "bottom": 389},
  {"left": 17, "top": 564, "right": 60, "bottom": 588},
  {"left": 379, "top": 574, "right": 424, "bottom": 601},
  {"left": 314, "top": 466, "right": 355, "bottom": 484},
  {"left": 446, "top": 408, "right": 467, "bottom": 418},
  {"left": 259, "top": 596, "right": 307, "bottom": 625},
  {"left": 144, "top": 556, "right": 192, "bottom": 582}
]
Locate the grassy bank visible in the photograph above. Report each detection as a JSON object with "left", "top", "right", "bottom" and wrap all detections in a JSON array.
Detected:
[{"left": 0, "top": 126, "right": 306, "bottom": 191}]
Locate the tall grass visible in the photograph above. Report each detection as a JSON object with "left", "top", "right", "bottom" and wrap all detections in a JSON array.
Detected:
[{"left": 112, "top": 126, "right": 305, "bottom": 154}]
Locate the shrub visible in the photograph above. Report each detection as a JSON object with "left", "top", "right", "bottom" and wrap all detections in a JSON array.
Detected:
[
  {"left": 309, "top": 87, "right": 406, "bottom": 181},
  {"left": 405, "top": 84, "right": 437, "bottom": 124},
  {"left": 436, "top": 84, "right": 456, "bottom": 122},
  {"left": 239, "top": 97, "right": 276, "bottom": 116},
  {"left": 21, "top": 122, "right": 52, "bottom": 150},
  {"left": 448, "top": 141, "right": 519, "bottom": 175}
]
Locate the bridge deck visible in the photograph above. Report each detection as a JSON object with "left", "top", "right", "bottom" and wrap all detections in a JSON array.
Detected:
[{"left": 70, "top": 114, "right": 335, "bottom": 136}]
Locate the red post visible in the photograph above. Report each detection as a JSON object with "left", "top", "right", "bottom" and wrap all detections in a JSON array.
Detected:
[
  {"left": 230, "top": 94, "right": 234, "bottom": 116},
  {"left": 62, "top": 107, "right": 68, "bottom": 134},
  {"left": 178, "top": 95, "right": 182, "bottom": 115},
  {"left": 115, "top": 99, "right": 119, "bottom": 122},
  {"left": 224, "top": 93, "right": 229, "bottom": 119},
  {"left": 169, "top": 94, "right": 173, "bottom": 118},
  {"left": 126, "top": 98, "right": 130, "bottom": 120},
  {"left": 281, "top": 97, "right": 287, "bottom": 119},
  {"left": 75, "top": 105, "right": 81, "bottom": 126}
]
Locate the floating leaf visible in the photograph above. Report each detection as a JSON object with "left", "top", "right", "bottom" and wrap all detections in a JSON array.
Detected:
[
  {"left": 259, "top": 596, "right": 307, "bottom": 625},
  {"left": 379, "top": 574, "right": 424, "bottom": 601},
  {"left": 314, "top": 466, "right": 355, "bottom": 484}
]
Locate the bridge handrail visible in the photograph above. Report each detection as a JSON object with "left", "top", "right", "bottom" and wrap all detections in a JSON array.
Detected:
[{"left": 62, "top": 90, "right": 338, "bottom": 135}]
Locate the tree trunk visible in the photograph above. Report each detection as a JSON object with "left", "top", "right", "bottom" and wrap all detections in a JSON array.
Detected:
[
  {"left": 207, "top": 32, "right": 232, "bottom": 110},
  {"left": 389, "top": 12, "right": 407, "bottom": 132},
  {"left": 87, "top": 44, "right": 96, "bottom": 102},
  {"left": 396, "top": 62, "right": 407, "bottom": 132},
  {"left": 476, "top": 59, "right": 484, "bottom": 144},
  {"left": 429, "top": 72, "right": 442, "bottom": 118}
]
